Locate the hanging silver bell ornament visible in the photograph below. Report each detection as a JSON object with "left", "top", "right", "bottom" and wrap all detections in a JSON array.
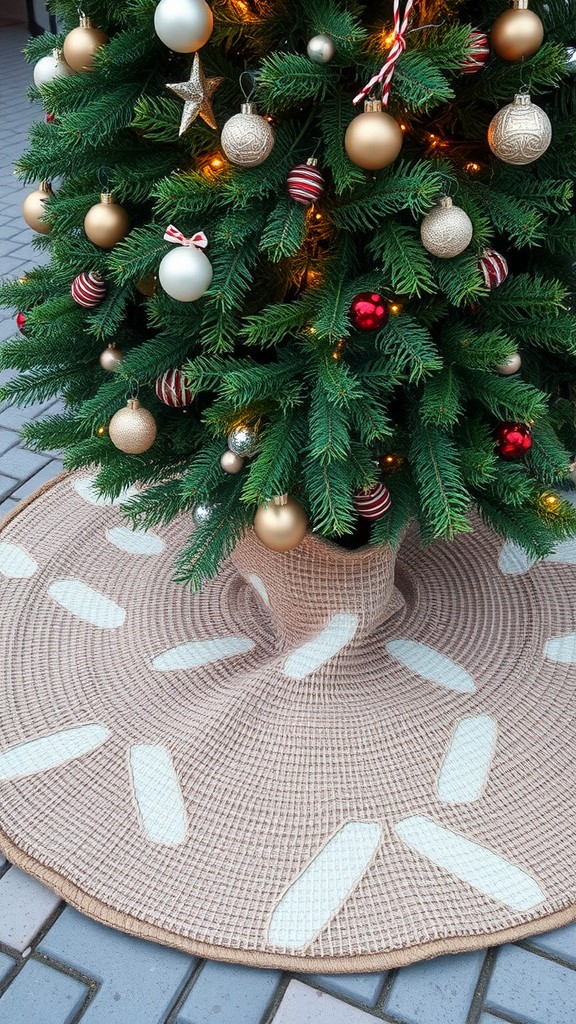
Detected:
[
  {"left": 488, "top": 93, "right": 552, "bottom": 165},
  {"left": 420, "top": 197, "right": 473, "bottom": 259},
  {"left": 220, "top": 103, "right": 275, "bottom": 167},
  {"left": 227, "top": 424, "right": 258, "bottom": 457},
  {"left": 33, "top": 48, "right": 72, "bottom": 88},
  {"left": 193, "top": 502, "right": 218, "bottom": 526},
  {"left": 154, "top": 0, "right": 214, "bottom": 52},
  {"left": 220, "top": 450, "right": 245, "bottom": 474},
  {"left": 306, "top": 34, "right": 335, "bottom": 63}
]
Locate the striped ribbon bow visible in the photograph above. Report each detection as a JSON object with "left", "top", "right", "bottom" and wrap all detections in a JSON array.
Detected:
[
  {"left": 353, "top": 0, "right": 415, "bottom": 106},
  {"left": 163, "top": 224, "right": 208, "bottom": 248}
]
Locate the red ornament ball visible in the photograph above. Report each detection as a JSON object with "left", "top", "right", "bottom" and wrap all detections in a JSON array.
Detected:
[
  {"left": 495, "top": 422, "right": 532, "bottom": 459},
  {"left": 45, "top": 112, "right": 55, "bottom": 123},
  {"left": 462, "top": 29, "right": 490, "bottom": 74},
  {"left": 15, "top": 312, "right": 27, "bottom": 334},
  {"left": 71, "top": 271, "right": 107, "bottom": 308},
  {"left": 353, "top": 482, "right": 392, "bottom": 520},
  {"left": 478, "top": 248, "right": 508, "bottom": 289},
  {"left": 349, "top": 292, "right": 387, "bottom": 332},
  {"left": 287, "top": 160, "right": 324, "bottom": 206},
  {"left": 155, "top": 367, "right": 194, "bottom": 407}
]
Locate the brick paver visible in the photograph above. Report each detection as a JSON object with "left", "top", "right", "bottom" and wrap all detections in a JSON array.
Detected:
[{"left": 0, "top": 17, "right": 575, "bottom": 1024}]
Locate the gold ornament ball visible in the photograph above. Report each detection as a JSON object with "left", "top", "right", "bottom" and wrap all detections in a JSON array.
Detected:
[
  {"left": 254, "top": 494, "right": 308, "bottom": 552},
  {"left": 108, "top": 399, "right": 157, "bottom": 454},
  {"left": 136, "top": 273, "right": 157, "bottom": 296},
  {"left": 420, "top": 197, "right": 473, "bottom": 258},
  {"left": 84, "top": 193, "right": 130, "bottom": 248},
  {"left": 99, "top": 345, "right": 123, "bottom": 372},
  {"left": 491, "top": 1, "right": 543, "bottom": 61},
  {"left": 220, "top": 449, "right": 244, "bottom": 474},
  {"left": 488, "top": 93, "right": 551, "bottom": 165},
  {"left": 63, "top": 17, "right": 108, "bottom": 72},
  {"left": 344, "top": 100, "right": 403, "bottom": 171},
  {"left": 22, "top": 181, "right": 52, "bottom": 235}
]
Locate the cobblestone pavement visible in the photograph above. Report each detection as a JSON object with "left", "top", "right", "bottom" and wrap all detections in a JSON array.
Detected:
[{"left": 1, "top": 21, "right": 576, "bottom": 1024}]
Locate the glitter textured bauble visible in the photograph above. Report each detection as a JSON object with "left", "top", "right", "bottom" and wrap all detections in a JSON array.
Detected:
[
  {"left": 84, "top": 193, "right": 130, "bottom": 249},
  {"left": 344, "top": 100, "right": 403, "bottom": 171},
  {"left": 71, "top": 271, "right": 107, "bottom": 308},
  {"left": 349, "top": 293, "right": 387, "bottom": 332},
  {"left": 15, "top": 312, "right": 27, "bottom": 334},
  {"left": 488, "top": 93, "right": 551, "bottom": 165},
  {"left": 158, "top": 245, "right": 213, "bottom": 302},
  {"left": 227, "top": 425, "right": 258, "bottom": 457},
  {"left": 63, "top": 17, "right": 108, "bottom": 72},
  {"left": 306, "top": 34, "right": 335, "bottom": 63},
  {"left": 155, "top": 368, "right": 194, "bottom": 407},
  {"left": 22, "top": 181, "right": 52, "bottom": 235},
  {"left": 33, "top": 49, "right": 72, "bottom": 88},
  {"left": 254, "top": 494, "right": 308, "bottom": 552},
  {"left": 220, "top": 449, "right": 244, "bottom": 474},
  {"left": 461, "top": 29, "right": 490, "bottom": 73},
  {"left": 220, "top": 103, "right": 275, "bottom": 167},
  {"left": 478, "top": 249, "right": 508, "bottom": 289},
  {"left": 496, "top": 352, "right": 522, "bottom": 376},
  {"left": 99, "top": 345, "right": 123, "bottom": 372},
  {"left": 353, "top": 483, "right": 392, "bottom": 520},
  {"left": 420, "top": 197, "right": 473, "bottom": 259},
  {"left": 287, "top": 158, "right": 324, "bottom": 206},
  {"left": 495, "top": 422, "right": 532, "bottom": 459},
  {"left": 108, "top": 399, "right": 157, "bottom": 454},
  {"left": 491, "top": 0, "right": 543, "bottom": 61},
  {"left": 154, "top": 0, "right": 213, "bottom": 52},
  {"left": 193, "top": 502, "right": 217, "bottom": 526}
]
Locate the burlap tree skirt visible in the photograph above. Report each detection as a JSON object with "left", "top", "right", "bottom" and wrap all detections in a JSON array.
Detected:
[{"left": 0, "top": 472, "right": 575, "bottom": 972}]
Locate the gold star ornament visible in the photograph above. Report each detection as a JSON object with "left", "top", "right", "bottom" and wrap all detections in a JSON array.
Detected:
[{"left": 166, "top": 53, "right": 223, "bottom": 135}]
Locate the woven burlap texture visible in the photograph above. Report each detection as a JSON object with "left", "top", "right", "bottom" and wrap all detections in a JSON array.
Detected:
[{"left": 0, "top": 471, "right": 575, "bottom": 973}]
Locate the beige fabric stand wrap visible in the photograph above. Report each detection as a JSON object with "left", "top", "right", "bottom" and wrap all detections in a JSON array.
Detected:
[{"left": 0, "top": 471, "right": 575, "bottom": 972}]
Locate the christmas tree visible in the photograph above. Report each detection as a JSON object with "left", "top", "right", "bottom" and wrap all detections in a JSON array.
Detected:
[{"left": 2, "top": 0, "right": 576, "bottom": 587}]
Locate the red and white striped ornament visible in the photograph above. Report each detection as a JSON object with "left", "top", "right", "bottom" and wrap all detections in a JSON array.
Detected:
[
  {"left": 71, "top": 271, "right": 107, "bottom": 307},
  {"left": 461, "top": 29, "right": 490, "bottom": 74},
  {"left": 353, "top": 482, "right": 392, "bottom": 520},
  {"left": 155, "top": 367, "right": 194, "bottom": 407},
  {"left": 478, "top": 248, "right": 508, "bottom": 289},
  {"left": 287, "top": 158, "right": 324, "bottom": 206}
]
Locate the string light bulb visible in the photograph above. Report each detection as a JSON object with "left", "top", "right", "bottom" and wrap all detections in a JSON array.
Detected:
[
  {"left": 331, "top": 339, "right": 346, "bottom": 360},
  {"left": 466, "top": 161, "right": 482, "bottom": 173},
  {"left": 539, "top": 491, "right": 561, "bottom": 512},
  {"left": 96, "top": 424, "right": 107, "bottom": 437},
  {"left": 389, "top": 301, "right": 403, "bottom": 315}
]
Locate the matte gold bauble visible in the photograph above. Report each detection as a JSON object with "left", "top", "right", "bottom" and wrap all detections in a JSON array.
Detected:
[
  {"left": 63, "top": 16, "right": 108, "bottom": 72},
  {"left": 84, "top": 193, "right": 130, "bottom": 249},
  {"left": 108, "top": 399, "right": 157, "bottom": 454},
  {"left": 99, "top": 345, "right": 123, "bottom": 372},
  {"left": 220, "top": 449, "right": 244, "bottom": 474},
  {"left": 254, "top": 494, "right": 308, "bottom": 552},
  {"left": 344, "top": 99, "right": 403, "bottom": 171},
  {"left": 488, "top": 93, "right": 551, "bottom": 165},
  {"left": 22, "top": 181, "right": 53, "bottom": 234},
  {"left": 491, "top": 0, "right": 543, "bottom": 61},
  {"left": 135, "top": 273, "right": 157, "bottom": 296}
]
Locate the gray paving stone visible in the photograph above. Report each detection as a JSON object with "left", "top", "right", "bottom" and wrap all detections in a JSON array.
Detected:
[
  {"left": 384, "top": 950, "right": 486, "bottom": 1024},
  {"left": 38, "top": 907, "right": 195, "bottom": 1024},
  {"left": 485, "top": 944, "right": 576, "bottom": 1024},
  {"left": 272, "top": 980, "right": 379, "bottom": 1023},
  {"left": 0, "top": 445, "right": 49, "bottom": 481},
  {"left": 0, "top": 952, "right": 15, "bottom": 984},
  {"left": 0, "top": 497, "right": 17, "bottom": 520},
  {"left": 478, "top": 1016, "right": 506, "bottom": 1024},
  {"left": 0, "top": 866, "right": 61, "bottom": 952},
  {"left": 0, "top": 959, "right": 88, "bottom": 1024},
  {"left": 10, "top": 458, "right": 63, "bottom": 498},
  {"left": 0, "top": 427, "right": 19, "bottom": 455},
  {"left": 0, "top": 474, "right": 18, "bottom": 501},
  {"left": 306, "top": 971, "right": 386, "bottom": 1007},
  {"left": 177, "top": 961, "right": 281, "bottom": 1024},
  {"left": 529, "top": 921, "right": 576, "bottom": 966}
]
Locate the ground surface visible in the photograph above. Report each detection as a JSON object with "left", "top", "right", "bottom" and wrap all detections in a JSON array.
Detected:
[{"left": 0, "top": 21, "right": 575, "bottom": 1024}]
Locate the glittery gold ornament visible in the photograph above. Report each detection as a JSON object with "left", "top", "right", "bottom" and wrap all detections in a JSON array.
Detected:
[
  {"left": 22, "top": 181, "right": 53, "bottom": 234},
  {"left": 420, "top": 197, "right": 473, "bottom": 259},
  {"left": 488, "top": 93, "right": 552, "bottom": 165},
  {"left": 108, "top": 399, "right": 157, "bottom": 453},
  {"left": 344, "top": 99, "right": 403, "bottom": 171},
  {"left": 220, "top": 449, "right": 245, "bottom": 474},
  {"left": 63, "top": 16, "right": 108, "bottom": 72},
  {"left": 84, "top": 193, "right": 130, "bottom": 248},
  {"left": 220, "top": 103, "right": 275, "bottom": 167},
  {"left": 254, "top": 494, "right": 308, "bottom": 552},
  {"left": 99, "top": 344, "right": 123, "bottom": 372},
  {"left": 491, "top": 0, "right": 543, "bottom": 61}
]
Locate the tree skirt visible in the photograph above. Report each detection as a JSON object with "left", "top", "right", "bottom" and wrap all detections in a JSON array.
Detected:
[{"left": 0, "top": 472, "right": 575, "bottom": 972}]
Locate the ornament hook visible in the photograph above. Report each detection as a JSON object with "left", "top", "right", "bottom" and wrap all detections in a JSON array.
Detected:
[{"left": 239, "top": 70, "right": 258, "bottom": 102}]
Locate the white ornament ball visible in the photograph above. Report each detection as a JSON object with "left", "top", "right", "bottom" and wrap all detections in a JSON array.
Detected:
[
  {"left": 220, "top": 103, "right": 275, "bottom": 167},
  {"left": 420, "top": 197, "right": 473, "bottom": 259},
  {"left": 34, "top": 49, "right": 72, "bottom": 88},
  {"left": 154, "top": 0, "right": 213, "bottom": 52},
  {"left": 158, "top": 245, "right": 213, "bottom": 302},
  {"left": 488, "top": 93, "right": 552, "bottom": 166},
  {"left": 497, "top": 352, "right": 522, "bottom": 376},
  {"left": 307, "top": 34, "right": 335, "bottom": 63}
]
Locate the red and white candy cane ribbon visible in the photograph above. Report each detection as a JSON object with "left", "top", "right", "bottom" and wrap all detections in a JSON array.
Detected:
[
  {"left": 164, "top": 224, "right": 208, "bottom": 248},
  {"left": 353, "top": 0, "right": 415, "bottom": 106}
]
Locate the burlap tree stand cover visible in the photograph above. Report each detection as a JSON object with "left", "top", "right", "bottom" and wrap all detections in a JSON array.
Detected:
[{"left": 0, "top": 472, "right": 575, "bottom": 972}]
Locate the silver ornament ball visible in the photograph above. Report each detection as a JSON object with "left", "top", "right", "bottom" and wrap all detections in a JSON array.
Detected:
[
  {"left": 488, "top": 93, "right": 552, "bottom": 166},
  {"left": 220, "top": 449, "right": 245, "bottom": 474},
  {"left": 154, "top": 0, "right": 213, "bottom": 52},
  {"left": 158, "top": 245, "right": 213, "bottom": 302},
  {"left": 34, "top": 49, "right": 72, "bottom": 88},
  {"left": 497, "top": 352, "right": 522, "bottom": 376},
  {"left": 306, "top": 33, "right": 335, "bottom": 63},
  {"left": 420, "top": 197, "right": 473, "bottom": 259},
  {"left": 220, "top": 103, "right": 275, "bottom": 167},
  {"left": 227, "top": 425, "right": 258, "bottom": 457},
  {"left": 193, "top": 501, "right": 217, "bottom": 526}
]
